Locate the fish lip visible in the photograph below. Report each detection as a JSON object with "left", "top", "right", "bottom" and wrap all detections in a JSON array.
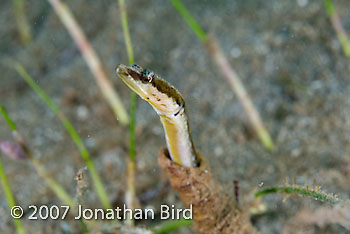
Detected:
[
  {"left": 116, "top": 64, "right": 143, "bottom": 81},
  {"left": 116, "top": 64, "right": 184, "bottom": 117},
  {"left": 116, "top": 64, "right": 129, "bottom": 76},
  {"left": 116, "top": 64, "right": 149, "bottom": 99}
]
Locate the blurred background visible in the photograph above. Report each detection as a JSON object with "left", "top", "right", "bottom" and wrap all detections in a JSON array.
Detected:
[{"left": 0, "top": 0, "right": 349, "bottom": 233}]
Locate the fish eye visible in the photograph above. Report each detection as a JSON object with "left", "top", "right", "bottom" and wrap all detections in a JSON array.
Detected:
[
  {"left": 142, "top": 69, "right": 150, "bottom": 76},
  {"left": 147, "top": 72, "right": 154, "bottom": 82},
  {"left": 142, "top": 69, "right": 154, "bottom": 83}
]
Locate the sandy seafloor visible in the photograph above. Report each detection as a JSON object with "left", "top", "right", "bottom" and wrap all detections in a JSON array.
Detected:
[{"left": 0, "top": 0, "right": 350, "bottom": 233}]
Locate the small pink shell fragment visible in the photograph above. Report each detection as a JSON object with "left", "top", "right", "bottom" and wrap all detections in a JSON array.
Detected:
[{"left": 0, "top": 140, "right": 28, "bottom": 160}]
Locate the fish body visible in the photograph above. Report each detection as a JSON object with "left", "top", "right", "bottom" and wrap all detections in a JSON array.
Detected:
[{"left": 116, "top": 64, "right": 198, "bottom": 167}]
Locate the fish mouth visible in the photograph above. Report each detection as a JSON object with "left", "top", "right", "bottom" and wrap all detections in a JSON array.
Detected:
[
  {"left": 116, "top": 64, "right": 149, "bottom": 100},
  {"left": 116, "top": 64, "right": 183, "bottom": 116},
  {"left": 116, "top": 64, "right": 144, "bottom": 81},
  {"left": 116, "top": 64, "right": 140, "bottom": 83},
  {"left": 116, "top": 64, "right": 132, "bottom": 77}
]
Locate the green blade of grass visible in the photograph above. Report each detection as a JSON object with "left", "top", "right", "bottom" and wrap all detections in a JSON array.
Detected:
[
  {"left": 170, "top": 0, "right": 274, "bottom": 150},
  {"left": 170, "top": 0, "right": 206, "bottom": 42},
  {"left": 323, "top": 0, "right": 335, "bottom": 16},
  {"left": 0, "top": 106, "right": 26, "bottom": 234},
  {"left": 129, "top": 92, "right": 136, "bottom": 161},
  {"left": 31, "top": 158, "right": 74, "bottom": 207},
  {"left": 12, "top": 0, "right": 32, "bottom": 45},
  {"left": 0, "top": 106, "right": 91, "bottom": 231},
  {"left": 14, "top": 63, "right": 111, "bottom": 209},
  {"left": 323, "top": 0, "right": 350, "bottom": 57},
  {"left": 152, "top": 218, "right": 192, "bottom": 234},
  {"left": 118, "top": 0, "right": 137, "bottom": 226},
  {"left": 0, "top": 159, "right": 26, "bottom": 234},
  {"left": 255, "top": 185, "right": 340, "bottom": 204},
  {"left": 119, "top": 0, "right": 136, "bottom": 161},
  {"left": 48, "top": 0, "right": 129, "bottom": 125},
  {"left": 0, "top": 106, "right": 18, "bottom": 131},
  {"left": 0, "top": 105, "right": 74, "bottom": 207},
  {"left": 119, "top": 0, "right": 134, "bottom": 65}
]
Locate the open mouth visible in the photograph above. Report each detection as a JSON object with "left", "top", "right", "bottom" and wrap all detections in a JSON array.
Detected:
[
  {"left": 115, "top": 64, "right": 129, "bottom": 77},
  {"left": 116, "top": 64, "right": 144, "bottom": 82}
]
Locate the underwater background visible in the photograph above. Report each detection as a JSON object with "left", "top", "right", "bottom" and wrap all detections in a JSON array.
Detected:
[{"left": 0, "top": 0, "right": 349, "bottom": 233}]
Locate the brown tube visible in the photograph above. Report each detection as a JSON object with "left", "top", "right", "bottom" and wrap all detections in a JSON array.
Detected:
[{"left": 158, "top": 148, "right": 256, "bottom": 234}]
